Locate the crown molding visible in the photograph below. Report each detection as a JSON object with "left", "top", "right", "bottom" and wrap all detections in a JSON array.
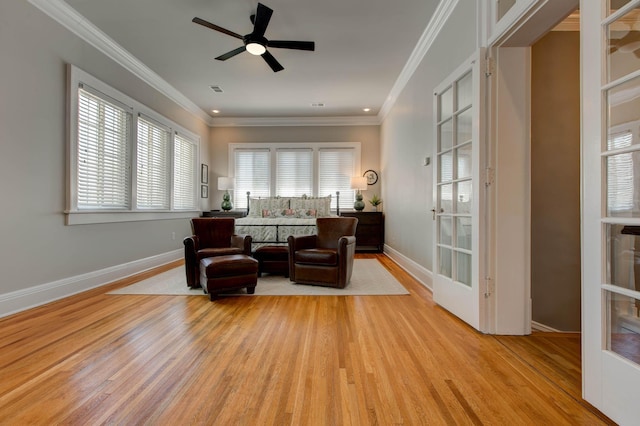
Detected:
[
  {"left": 27, "top": 0, "right": 213, "bottom": 125},
  {"left": 553, "top": 11, "right": 579, "bottom": 31},
  {"left": 378, "top": 0, "right": 459, "bottom": 122},
  {"left": 210, "top": 115, "right": 381, "bottom": 127},
  {"left": 28, "top": 0, "right": 449, "bottom": 129}
]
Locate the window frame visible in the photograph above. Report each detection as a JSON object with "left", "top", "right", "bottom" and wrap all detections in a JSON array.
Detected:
[
  {"left": 228, "top": 142, "right": 361, "bottom": 211},
  {"left": 67, "top": 65, "right": 200, "bottom": 225}
]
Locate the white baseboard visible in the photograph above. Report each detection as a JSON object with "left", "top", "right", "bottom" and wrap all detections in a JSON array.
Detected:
[
  {"left": 383, "top": 244, "right": 433, "bottom": 291},
  {"left": 0, "top": 249, "right": 182, "bottom": 319},
  {"left": 531, "top": 321, "right": 566, "bottom": 333}
]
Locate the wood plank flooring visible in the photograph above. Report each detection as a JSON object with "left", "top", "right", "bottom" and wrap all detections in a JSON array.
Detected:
[{"left": 0, "top": 254, "right": 614, "bottom": 425}]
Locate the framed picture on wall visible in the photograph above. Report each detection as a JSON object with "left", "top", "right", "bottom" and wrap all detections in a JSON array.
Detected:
[
  {"left": 201, "top": 185, "right": 208, "bottom": 198},
  {"left": 201, "top": 164, "right": 208, "bottom": 184}
]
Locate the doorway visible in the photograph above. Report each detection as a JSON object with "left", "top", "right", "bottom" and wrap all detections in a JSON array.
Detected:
[{"left": 530, "top": 25, "right": 581, "bottom": 332}]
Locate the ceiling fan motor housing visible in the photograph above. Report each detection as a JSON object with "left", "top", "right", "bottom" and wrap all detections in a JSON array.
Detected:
[{"left": 244, "top": 34, "right": 268, "bottom": 55}]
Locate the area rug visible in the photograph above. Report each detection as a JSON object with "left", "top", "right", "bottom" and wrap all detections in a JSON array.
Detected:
[{"left": 108, "top": 259, "right": 409, "bottom": 296}]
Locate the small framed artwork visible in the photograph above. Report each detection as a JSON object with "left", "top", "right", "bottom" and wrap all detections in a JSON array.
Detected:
[
  {"left": 201, "top": 164, "right": 208, "bottom": 184},
  {"left": 201, "top": 185, "right": 208, "bottom": 198}
]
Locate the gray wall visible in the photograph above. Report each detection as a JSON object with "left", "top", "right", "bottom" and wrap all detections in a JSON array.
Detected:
[
  {"left": 531, "top": 31, "right": 581, "bottom": 331},
  {"left": 0, "top": 0, "right": 209, "bottom": 296},
  {"left": 209, "top": 125, "right": 381, "bottom": 210},
  {"left": 380, "top": 1, "right": 478, "bottom": 271}
]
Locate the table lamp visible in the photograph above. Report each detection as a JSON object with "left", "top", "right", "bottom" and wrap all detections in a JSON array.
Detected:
[
  {"left": 350, "top": 176, "right": 367, "bottom": 211},
  {"left": 218, "top": 177, "right": 234, "bottom": 211}
]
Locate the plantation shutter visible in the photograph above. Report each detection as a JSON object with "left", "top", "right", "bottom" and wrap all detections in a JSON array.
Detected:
[
  {"left": 173, "top": 133, "right": 198, "bottom": 210},
  {"left": 234, "top": 149, "right": 270, "bottom": 209},
  {"left": 318, "top": 148, "right": 355, "bottom": 211},
  {"left": 136, "top": 115, "right": 170, "bottom": 209},
  {"left": 76, "top": 87, "right": 132, "bottom": 209},
  {"left": 276, "top": 148, "right": 313, "bottom": 197}
]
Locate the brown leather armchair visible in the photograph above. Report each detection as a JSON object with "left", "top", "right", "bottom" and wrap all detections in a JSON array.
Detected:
[
  {"left": 287, "top": 217, "right": 358, "bottom": 288},
  {"left": 183, "top": 218, "right": 252, "bottom": 288}
]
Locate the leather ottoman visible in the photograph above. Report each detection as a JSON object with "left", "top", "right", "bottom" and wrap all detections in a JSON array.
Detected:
[
  {"left": 253, "top": 245, "right": 289, "bottom": 277},
  {"left": 199, "top": 254, "right": 259, "bottom": 300}
]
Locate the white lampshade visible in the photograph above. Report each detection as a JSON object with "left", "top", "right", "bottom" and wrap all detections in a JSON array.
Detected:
[
  {"left": 218, "top": 177, "right": 234, "bottom": 190},
  {"left": 350, "top": 176, "right": 367, "bottom": 190}
]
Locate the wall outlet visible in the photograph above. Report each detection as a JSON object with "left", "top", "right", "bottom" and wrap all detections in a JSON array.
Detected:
[{"left": 171, "top": 232, "right": 176, "bottom": 241}]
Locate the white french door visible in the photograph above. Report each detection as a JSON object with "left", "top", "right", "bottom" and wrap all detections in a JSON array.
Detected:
[
  {"left": 582, "top": 1, "right": 640, "bottom": 424},
  {"left": 433, "top": 52, "right": 486, "bottom": 332}
]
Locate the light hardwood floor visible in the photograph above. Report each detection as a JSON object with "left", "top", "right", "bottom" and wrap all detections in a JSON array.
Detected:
[{"left": 0, "top": 254, "right": 614, "bottom": 425}]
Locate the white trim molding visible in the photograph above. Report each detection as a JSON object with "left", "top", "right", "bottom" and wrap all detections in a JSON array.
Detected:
[
  {"left": 378, "top": 0, "right": 460, "bottom": 121},
  {"left": 0, "top": 249, "right": 182, "bottom": 319},
  {"left": 28, "top": 0, "right": 460, "bottom": 128},
  {"left": 211, "top": 115, "right": 381, "bottom": 127},
  {"left": 27, "top": 0, "right": 212, "bottom": 125},
  {"left": 383, "top": 244, "right": 433, "bottom": 291},
  {"left": 531, "top": 321, "right": 573, "bottom": 333}
]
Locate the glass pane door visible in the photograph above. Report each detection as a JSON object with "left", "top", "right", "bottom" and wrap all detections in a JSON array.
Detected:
[
  {"left": 604, "top": 1, "right": 640, "bottom": 368},
  {"left": 436, "top": 71, "right": 473, "bottom": 287},
  {"left": 582, "top": 1, "right": 640, "bottom": 423},
  {"left": 433, "top": 53, "right": 484, "bottom": 331}
]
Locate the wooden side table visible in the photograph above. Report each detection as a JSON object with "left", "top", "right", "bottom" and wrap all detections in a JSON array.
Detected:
[{"left": 340, "top": 211, "right": 384, "bottom": 252}]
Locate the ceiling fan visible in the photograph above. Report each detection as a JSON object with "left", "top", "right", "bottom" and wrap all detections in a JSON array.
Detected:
[
  {"left": 192, "top": 2, "right": 315, "bottom": 72},
  {"left": 609, "top": 31, "right": 640, "bottom": 58}
]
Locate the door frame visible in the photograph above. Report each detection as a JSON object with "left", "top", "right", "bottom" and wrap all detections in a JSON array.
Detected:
[{"left": 483, "top": 0, "right": 581, "bottom": 336}]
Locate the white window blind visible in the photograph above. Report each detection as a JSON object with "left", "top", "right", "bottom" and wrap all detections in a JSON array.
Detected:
[
  {"left": 173, "top": 133, "right": 198, "bottom": 210},
  {"left": 69, "top": 67, "right": 201, "bottom": 224},
  {"left": 607, "top": 131, "right": 633, "bottom": 212},
  {"left": 77, "top": 88, "right": 131, "bottom": 210},
  {"left": 276, "top": 148, "right": 313, "bottom": 197},
  {"left": 319, "top": 148, "right": 355, "bottom": 211},
  {"left": 234, "top": 149, "right": 270, "bottom": 209},
  {"left": 136, "top": 115, "right": 170, "bottom": 209}
]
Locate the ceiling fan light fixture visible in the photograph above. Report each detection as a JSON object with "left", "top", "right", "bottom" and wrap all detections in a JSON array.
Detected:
[
  {"left": 619, "top": 40, "right": 640, "bottom": 53},
  {"left": 246, "top": 42, "right": 266, "bottom": 55}
]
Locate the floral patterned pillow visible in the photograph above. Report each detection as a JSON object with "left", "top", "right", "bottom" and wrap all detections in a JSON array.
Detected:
[
  {"left": 295, "top": 209, "right": 317, "bottom": 218},
  {"left": 290, "top": 196, "right": 331, "bottom": 217}
]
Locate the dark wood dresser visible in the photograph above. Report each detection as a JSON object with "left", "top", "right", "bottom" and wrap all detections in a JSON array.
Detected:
[
  {"left": 201, "top": 210, "right": 247, "bottom": 218},
  {"left": 340, "top": 211, "right": 384, "bottom": 253}
]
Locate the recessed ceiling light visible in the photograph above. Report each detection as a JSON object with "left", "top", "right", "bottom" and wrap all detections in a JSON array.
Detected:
[
  {"left": 212, "top": 109, "right": 220, "bottom": 114},
  {"left": 363, "top": 108, "right": 371, "bottom": 112}
]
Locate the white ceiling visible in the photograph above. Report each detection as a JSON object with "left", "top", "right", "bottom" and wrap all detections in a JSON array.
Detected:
[{"left": 59, "top": 0, "right": 440, "bottom": 123}]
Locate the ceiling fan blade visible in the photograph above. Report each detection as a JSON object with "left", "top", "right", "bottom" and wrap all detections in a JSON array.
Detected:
[
  {"left": 192, "top": 17, "right": 243, "bottom": 40},
  {"left": 262, "top": 51, "right": 284, "bottom": 72},
  {"left": 215, "top": 46, "right": 246, "bottom": 61},
  {"left": 252, "top": 3, "right": 273, "bottom": 38},
  {"left": 268, "top": 40, "right": 315, "bottom": 51}
]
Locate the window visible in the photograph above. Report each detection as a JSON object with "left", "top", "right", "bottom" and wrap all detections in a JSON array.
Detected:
[
  {"left": 276, "top": 149, "right": 313, "bottom": 197},
  {"left": 68, "top": 65, "right": 200, "bottom": 224},
  {"left": 234, "top": 149, "right": 271, "bottom": 209},
  {"left": 229, "top": 142, "right": 360, "bottom": 211},
  {"left": 76, "top": 87, "right": 132, "bottom": 210},
  {"left": 136, "top": 116, "right": 170, "bottom": 209},
  {"left": 318, "top": 148, "right": 356, "bottom": 211},
  {"left": 607, "top": 130, "right": 633, "bottom": 214},
  {"left": 173, "top": 133, "right": 198, "bottom": 210}
]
